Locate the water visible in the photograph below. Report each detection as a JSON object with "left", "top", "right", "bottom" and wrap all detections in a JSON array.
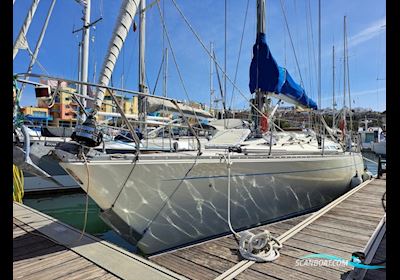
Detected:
[
  {"left": 22, "top": 151, "right": 380, "bottom": 255},
  {"left": 362, "top": 151, "right": 380, "bottom": 176},
  {"left": 23, "top": 193, "right": 137, "bottom": 253}
]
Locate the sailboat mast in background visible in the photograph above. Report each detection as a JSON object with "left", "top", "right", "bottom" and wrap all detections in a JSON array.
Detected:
[
  {"left": 332, "top": 45, "right": 336, "bottom": 128},
  {"left": 253, "top": 0, "right": 267, "bottom": 136},
  {"left": 80, "top": 0, "right": 91, "bottom": 113},
  {"left": 138, "top": 0, "right": 147, "bottom": 132}
]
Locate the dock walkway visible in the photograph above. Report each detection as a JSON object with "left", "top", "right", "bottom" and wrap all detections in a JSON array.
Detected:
[
  {"left": 150, "top": 177, "right": 386, "bottom": 280},
  {"left": 13, "top": 202, "right": 187, "bottom": 280},
  {"left": 13, "top": 177, "right": 386, "bottom": 280}
]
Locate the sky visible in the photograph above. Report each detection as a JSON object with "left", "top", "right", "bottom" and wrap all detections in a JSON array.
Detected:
[{"left": 13, "top": 0, "right": 386, "bottom": 112}]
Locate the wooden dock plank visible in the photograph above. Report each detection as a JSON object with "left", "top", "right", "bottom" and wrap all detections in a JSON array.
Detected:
[
  {"left": 54, "top": 263, "right": 111, "bottom": 280},
  {"left": 322, "top": 212, "right": 382, "bottom": 226},
  {"left": 14, "top": 250, "right": 78, "bottom": 272},
  {"left": 202, "top": 237, "right": 347, "bottom": 279},
  {"left": 172, "top": 246, "right": 237, "bottom": 273},
  {"left": 20, "top": 257, "right": 98, "bottom": 280},
  {"left": 13, "top": 202, "right": 185, "bottom": 280},
  {"left": 215, "top": 235, "right": 351, "bottom": 274},
  {"left": 264, "top": 221, "right": 367, "bottom": 246},
  {"left": 151, "top": 177, "right": 386, "bottom": 280},
  {"left": 153, "top": 254, "right": 220, "bottom": 279},
  {"left": 234, "top": 269, "right": 279, "bottom": 280}
]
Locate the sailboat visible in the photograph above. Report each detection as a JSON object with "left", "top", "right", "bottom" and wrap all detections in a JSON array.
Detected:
[{"left": 48, "top": 0, "right": 365, "bottom": 255}]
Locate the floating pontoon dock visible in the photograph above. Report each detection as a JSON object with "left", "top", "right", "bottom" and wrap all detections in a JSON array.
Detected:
[
  {"left": 13, "top": 202, "right": 187, "bottom": 280},
  {"left": 13, "top": 176, "right": 386, "bottom": 280},
  {"left": 150, "top": 176, "right": 386, "bottom": 280}
]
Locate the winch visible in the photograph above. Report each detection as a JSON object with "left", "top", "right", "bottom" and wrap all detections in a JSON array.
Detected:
[{"left": 71, "top": 115, "right": 103, "bottom": 147}]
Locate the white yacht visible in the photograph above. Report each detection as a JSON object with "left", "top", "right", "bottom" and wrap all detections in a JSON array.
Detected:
[
  {"left": 16, "top": 0, "right": 365, "bottom": 255},
  {"left": 55, "top": 128, "right": 363, "bottom": 255},
  {"left": 358, "top": 117, "right": 386, "bottom": 155}
]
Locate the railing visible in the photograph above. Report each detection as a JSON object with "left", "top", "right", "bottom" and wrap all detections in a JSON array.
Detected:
[{"left": 14, "top": 73, "right": 204, "bottom": 157}]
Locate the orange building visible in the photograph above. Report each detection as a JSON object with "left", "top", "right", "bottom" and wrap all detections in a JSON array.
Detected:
[{"left": 36, "top": 80, "right": 79, "bottom": 127}]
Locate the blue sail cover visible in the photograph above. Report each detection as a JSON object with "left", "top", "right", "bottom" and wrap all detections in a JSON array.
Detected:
[{"left": 249, "top": 33, "right": 317, "bottom": 109}]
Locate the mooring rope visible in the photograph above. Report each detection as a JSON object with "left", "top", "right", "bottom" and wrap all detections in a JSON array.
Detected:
[
  {"left": 13, "top": 164, "right": 24, "bottom": 203},
  {"left": 224, "top": 151, "right": 282, "bottom": 263},
  {"left": 215, "top": 178, "right": 375, "bottom": 280},
  {"left": 77, "top": 152, "right": 91, "bottom": 242}
]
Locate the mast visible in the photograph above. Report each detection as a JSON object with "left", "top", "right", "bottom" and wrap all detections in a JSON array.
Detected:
[
  {"left": 80, "top": 0, "right": 91, "bottom": 112},
  {"left": 257, "top": 0, "right": 266, "bottom": 34},
  {"left": 138, "top": 0, "right": 147, "bottom": 132},
  {"left": 224, "top": 0, "right": 227, "bottom": 127},
  {"left": 318, "top": 0, "right": 321, "bottom": 110},
  {"left": 13, "top": 0, "right": 40, "bottom": 60},
  {"left": 163, "top": 48, "right": 168, "bottom": 97},
  {"left": 254, "top": 0, "right": 266, "bottom": 136},
  {"left": 343, "top": 16, "right": 346, "bottom": 122},
  {"left": 332, "top": 45, "right": 335, "bottom": 128},
  {"left": 345, "top": 21, "right": 353, "bottom": 134},
  {"left": 209, "top": 42, "right": 214, "bottom": 113}
]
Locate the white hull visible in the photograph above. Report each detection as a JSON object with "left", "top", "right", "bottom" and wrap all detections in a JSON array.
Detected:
[
  {"left": 372, "top": 141, "right": 386, "bottom": 156},
  {"left": 60, "top": 152, "right": 364, "bottom": 255}
]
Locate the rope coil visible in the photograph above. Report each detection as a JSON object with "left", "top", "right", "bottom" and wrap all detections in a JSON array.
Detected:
[
  {"left": 225, "top": 151, "right": 282, "bottom": 263},
  {"left": 239, "top": 230, "right": 282, "bottom": 262}
]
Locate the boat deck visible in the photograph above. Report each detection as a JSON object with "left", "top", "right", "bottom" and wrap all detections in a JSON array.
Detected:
[
  {"left": 150, "top": 176, "right": 386, "bottom": 280},
  {"left": 13, "top": 202, "right": 187, "bottom": 280}
]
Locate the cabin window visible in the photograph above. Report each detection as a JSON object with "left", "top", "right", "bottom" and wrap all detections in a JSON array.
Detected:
[
  {"left": 33, "top": 111, "right": 47, "bottom": 118},
  {"left": 365, "top": 133, "right": 375, "bottom": 143}
]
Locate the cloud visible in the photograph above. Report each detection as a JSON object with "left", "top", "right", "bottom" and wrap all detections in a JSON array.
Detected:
[
  {"left": 347, "top": 17, "right": 386, "bottom": 48},
  {"left": 320, "top": 16, "right": 385, "bottom": 59},
  {"left": 321, "top": 87, "right": 386, "bottom": 101}
]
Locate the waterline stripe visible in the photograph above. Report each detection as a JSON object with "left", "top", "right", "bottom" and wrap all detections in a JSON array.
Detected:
[{"left": 163, "top": 162, "right": 363, "bottom": 181}]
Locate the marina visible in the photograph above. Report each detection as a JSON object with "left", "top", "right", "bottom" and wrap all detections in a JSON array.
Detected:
[
  {"left": 13, "top": 0, "right": 386, "bottom": 279},
  {"left": 14, "top": 176, "right": 386, "bottom": 279}
]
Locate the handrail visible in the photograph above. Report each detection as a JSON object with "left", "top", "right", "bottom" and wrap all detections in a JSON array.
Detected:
[
  {"left": 171, "top": 100, "right": 202, "bottom": 155},
  {"left": 105, "top": 89, "right": 141, "bottom": 158},
  {"left": 15, "top": 73, "right": 208, "bottom": 156},
  {"left": 15, "top": 73, "right": 193, "bottom": 104}
]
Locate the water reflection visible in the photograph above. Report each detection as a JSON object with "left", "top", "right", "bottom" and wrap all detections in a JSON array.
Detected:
[{"left": 23, "top": 193, "right": 136, "bottom": 252}]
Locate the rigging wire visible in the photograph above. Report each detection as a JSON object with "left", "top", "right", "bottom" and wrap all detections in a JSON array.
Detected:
[
  {"left": 123, "top": 32, "right": 139, "bottom": 88},
  {"left": 375, "top": 24, "right": 385, "bottom": 111},
  {"left": 155, "top": 1, "right": 203, "bottom": 130},
  {"left": 278, "top": 0, "right": 304, "bottom": 87},
  {"left": 224, "top": 0, "right": 227, "bottom": 116},
  {"left": 304, "top": 0, "right": 314, "bottom": 101},
  {"left": 169, "top": 0, "right": 273, "bottom": 122},
  {"left": 26, "top": 47, "right": 49, "bottom": 75},
  {"left": 151, "top": 51, "right": 165, "bottom": 95},
  {"left": 307, "top": 0, "right": 318, "bottom": 99},
  {"left": 228, "top": 0, "right": 250, "bottom": 111}
]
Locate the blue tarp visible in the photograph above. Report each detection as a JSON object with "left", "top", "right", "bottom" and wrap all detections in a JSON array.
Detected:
[{"left": 249, "top": 33, "right": 317, "bottom": 109}]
